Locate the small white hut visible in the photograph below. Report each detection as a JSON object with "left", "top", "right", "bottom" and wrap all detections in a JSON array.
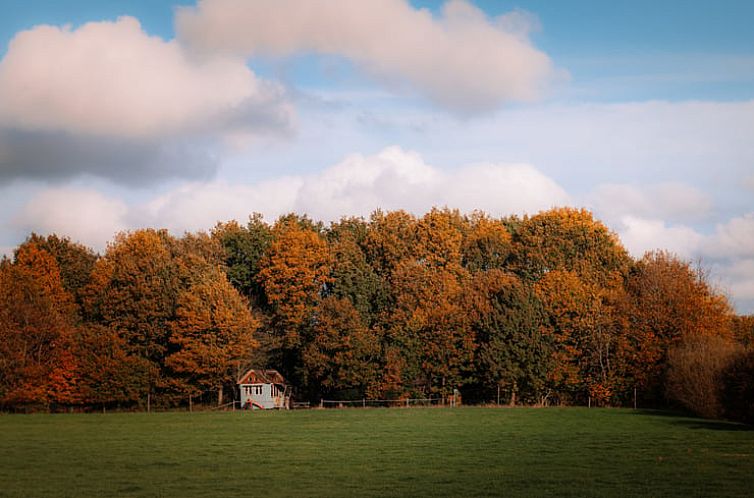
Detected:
[{"left": 238, "top": 369, "right": 290, "bottom": 410}]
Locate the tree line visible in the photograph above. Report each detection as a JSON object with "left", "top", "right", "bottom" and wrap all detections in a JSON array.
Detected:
[{"left": 1, "top": 207, "right": 752, "bottom": 420}]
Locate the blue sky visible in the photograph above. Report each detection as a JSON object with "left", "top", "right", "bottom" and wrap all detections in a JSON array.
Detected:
[{"left": 0, "top": 0, "right": 752, "bottom": 312}]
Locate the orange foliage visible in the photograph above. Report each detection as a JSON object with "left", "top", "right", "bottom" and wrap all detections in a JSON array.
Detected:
[
  {"left": 258, "top": 219, "right": 332, "bottom": 347},
  {"left": 0, "top": 243, "right": 79, "bottom": 406},
  {"left": 167, "top": 268, "right": 259, "bottom": 401}
]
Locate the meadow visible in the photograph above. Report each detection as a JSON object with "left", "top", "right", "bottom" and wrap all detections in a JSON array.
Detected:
[{"left": 1, "top": 407, "right": 752, "bottom": 497}]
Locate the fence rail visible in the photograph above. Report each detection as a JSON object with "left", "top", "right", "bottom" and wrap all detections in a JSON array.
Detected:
[{"left": 319, "top": 397, "right": 456, "bottom": 408}]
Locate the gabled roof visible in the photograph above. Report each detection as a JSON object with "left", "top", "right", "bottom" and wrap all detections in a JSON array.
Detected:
[{"left": 237, "top": 369, "right": 287, "bottom": 385}]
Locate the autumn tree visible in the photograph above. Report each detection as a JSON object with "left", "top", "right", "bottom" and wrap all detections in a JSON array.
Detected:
[
  {"left": 82, "top": 229, "right": 181, "bottom": 407},
  {"left": 415, "top": 208, "right": 465, "bottom": 269},
  {"left": 364, "top": 210, "right": 418, "bottom": 279},
  {"left": 534, "top": 269, "right": 630, "bottom": 404},
  {"left": 731, "top": 315, "right": 754, "bottom": 346},
  {"left": 385, "top": 261, "right": 474, "bottom": 397},
  {"left": 512, "top": 207, "right": 631, "bottom": 285},
  {"left": 166, "top": 267, "right": 259, "bottom": 406},
  {"left": 623, "top": 251, "right": 734, "bottom": 401},
  {"left": 0, "top": 243, "right": 79, "bottom": 407},
  {"left": 23, "top": 233, "right": 97, "bottom": 308},
  {"left": 258, "top": 216, "right": 332, "bottom": 349},
  {"left": 666, "top": 335, "right": 740, "bottom": 419},
  {"left": 462, "top": 212, "right": 512, "bottom": 272},
  {"left": 74, "top": 324, "right": 149, "bottom": 408}
]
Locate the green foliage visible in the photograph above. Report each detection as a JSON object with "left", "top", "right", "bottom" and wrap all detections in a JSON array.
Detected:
[
  {"left": 474, "top": 272, "right": 550, "bottom": 404},
  {"left": 212, "top": 214, "right": 272, "bottom": 303}
]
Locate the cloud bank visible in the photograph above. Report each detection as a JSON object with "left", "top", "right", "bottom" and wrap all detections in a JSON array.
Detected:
[
  {"left": 0, "top": 16, "right": 292, "bottom": 184},
  {"left": 176, "top": 0, "right": 557, "bottom": 113},
  {"left": 11, "top": 147, "right": 569, "bottom": 248}
]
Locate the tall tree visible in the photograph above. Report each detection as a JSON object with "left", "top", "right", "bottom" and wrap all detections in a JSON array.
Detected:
[
  {"left": 473, "top": 271, "right": 550, "bottom": 405},
  {"left": 212, "top": 214, "right": 272, "bottom": 304},
  {"left": 23, "top": 233, "right": 97, "bottom": 308},
  {"left": 386, "top": 261, "right": 474, "bottom": 397},
  {"left": 328, "top": 220, "right": 385, "bottom": 324},
  {"left": 364, "top": 210, "right": 418, "bottom": 278},
  {"left": 0, "top": 243, "right": 79, "bottom": 407},
  {"left": 462, "top": 212, "right": 512, "bottom": 272},
  {"left": 166, "top": 268, "right": 259, "bottom": 406},
  {"left": 74, "top": 324, "right": 149, "bottom": 408},
  {"left": 258, "top": 217, "right": 332, "bottom": 349},
  {"left": 302, "top": 296, "right": 380, "bottom": 398},
  {"left": 622, "top": 251, "right": 733, "bottom": 400},
  {"left": 512, "top": 207, "right": 631, "bottom": 285},
  {"left": 82, "top": 229, "right": 180, "bottom": 407}
]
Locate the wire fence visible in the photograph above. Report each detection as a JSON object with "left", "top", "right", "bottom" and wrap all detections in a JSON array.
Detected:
[{"left": 319, "top": 397, "right": 458, "bottom": 409}]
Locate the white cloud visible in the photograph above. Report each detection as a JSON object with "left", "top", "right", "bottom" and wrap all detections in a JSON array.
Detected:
[
  {"left": 0, "top": 16, "right": 291, "bottom": 139},
  {"left": 703, "top": 213, "right": 754, "bottom": 259},
  {"left": 588, "top": 182, "right": 712, "bottom": 224},
  {"left": 139, "top": 177, "right": 303, "bottom": 234},
  {"left": 9, "top": 146, "right": 570, "bottom": 249},
  {"left": 143, "top": 147, "right": 570, "bottom": 229},
  {"left": 12, "top": 188, "right": 128, "bottom": 251},
  {"left": 294, "top": 146, "right": 571, "bottom": 220},
  {"left": 715, "top": 258, "right": 754, "bottom": 301},
  {"left": 615, "top": 216, "right": 703, "bottom": 259},
  {"left": 176, "top": 0, "right": 558, "bottom": 113}
]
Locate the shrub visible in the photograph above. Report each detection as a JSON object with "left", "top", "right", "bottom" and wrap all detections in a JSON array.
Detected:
[
  {"left": 721, "top": 349, "right": 754, "bottom": 425},
  {"left": 665, "top": 335, "right": 740, "bottom": 419}
]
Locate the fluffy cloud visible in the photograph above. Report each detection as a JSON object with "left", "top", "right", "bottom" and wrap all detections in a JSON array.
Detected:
[
  {"left": 702, "top": 213, "right": 754, "bottom": 259},
  {"left": 143, "top": 147, "right": 570, "bottom": 228},
  {"left": 139, "top": 177, "right": 303, "bottom": 234},
  {"left": 587, "top": 183, "right": 713, "bottom": 225},
  {"left": 10, "top": 146, "right": 569, "bottom": 249},
  {"left": 176, "top": 0, "right": 557, "bottom": 113},
  {"left": 0, "top": 16, "right": 290, "bottom": 138},
  {"left": 12, "top": 188, "right": 128, "bottom": 251},
  {"left": 0, "top": 17, "right": 292, "bottom": 184},
  {"left": 616, "top": 216, "right": 704, "bottom": 259},
  {"left": 293, "top": 147, "right": 571, "bottom": 219}
]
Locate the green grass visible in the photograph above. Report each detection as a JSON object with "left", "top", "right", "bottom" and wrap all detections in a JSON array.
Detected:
[{"left": 1, "top": 407, "right": 752, "bottom": 497}]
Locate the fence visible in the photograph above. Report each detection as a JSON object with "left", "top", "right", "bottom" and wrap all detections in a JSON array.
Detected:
[{"left": 319, "top": 397, "right": 458, "bottom": 408}]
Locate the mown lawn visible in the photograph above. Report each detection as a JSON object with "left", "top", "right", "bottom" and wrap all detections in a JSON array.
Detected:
[{"left": 0, "top": 407, "right": 752, "bottom": 497}]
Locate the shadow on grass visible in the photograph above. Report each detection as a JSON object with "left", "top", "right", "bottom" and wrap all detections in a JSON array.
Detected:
[
  {"left": 669, "top": 419, "right": 753, "bottom": 432},
  {"left": 632, "top": 409, "right": 753, "bottom": 431}
]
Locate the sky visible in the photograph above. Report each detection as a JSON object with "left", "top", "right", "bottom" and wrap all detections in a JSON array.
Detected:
[{"left": 0, "top": 0, "right": 752, "bottom": 313}]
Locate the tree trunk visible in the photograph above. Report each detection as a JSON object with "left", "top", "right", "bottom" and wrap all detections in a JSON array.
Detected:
[{"left": 218, "top": 386, "right": 224, "bottom": 407}]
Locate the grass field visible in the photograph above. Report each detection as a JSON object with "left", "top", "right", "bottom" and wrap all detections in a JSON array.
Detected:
[{"left": 1, "top": 407, "right": 752, "bottom": 497}]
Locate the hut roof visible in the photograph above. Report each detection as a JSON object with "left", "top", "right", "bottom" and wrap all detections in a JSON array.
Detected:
[{"left": 237, "top": 369, "right": 286, "bottom": 385}]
